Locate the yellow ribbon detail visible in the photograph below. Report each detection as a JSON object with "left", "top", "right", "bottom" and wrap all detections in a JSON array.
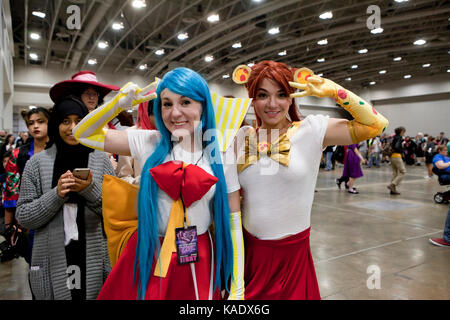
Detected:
[{"left": 237, "top": 121, "right": 301, "bottom": 173}]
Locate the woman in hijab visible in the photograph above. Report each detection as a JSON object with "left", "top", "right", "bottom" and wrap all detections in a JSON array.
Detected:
[{"left": 16, "top": 97, "right": 114, "bottom": 300}]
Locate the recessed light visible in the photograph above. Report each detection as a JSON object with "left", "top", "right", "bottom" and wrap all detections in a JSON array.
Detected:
[
  {"left": 370, "top": 81, "right": 376, "bottom": 85},
  {"left": 317, "top": 39, "right": 328, "bottom": 45},
  {"left": 207, "top": 14, "right": 219, "bottom": 23},
  {"left": 393, "top": 56, "right": 402, "bottom": 61},
  {"left": 205, "top": 55, "right": 214, "bottom": 62},
  {"left": 29, "top": 105, "right": 36, "bottom": 109},
  {"left": 139, "top": 64, "right": 147, "bottom": 70},
  {"left": 29, "top": 53, "right": 38, "bottom": 60},
  {"left": 32, "top": 11, "right": 46, "bottom": 18},
  {"left": 317, "top": 73, "right": 323, "bottom": 77},
  {"left": 404, "top": 74, "right": 412, "bottom": 79},
  {"left": 358, "top": 48, "right": 368, "bottom": 54},
  {"left": 447, "top": 69, "right": 450, "bottom": 73},
  {"left": 268, "top": 27, "right": 280, "bottom": 35},
  {"left": 155, "top": 49, "right": 165, "bottom": 55},
  {"left": 112, "top": 22, "right": 124, "bottom": 30},
  {"left": 414, "top": 39, "right": 426, "bottom": 45},
  {"left": 351, "top": 65, "right": 358, "bottom": 69},
  {"left": 371, "top": 27, "right": 384, "bottom": 34},
  {"left": 132, "top": 0, "right": 146, "bottom": 8},
  {"left": 345, "top": 77, "right": 351, "bottom": 81},
  {"left": 30, "top": 33, "right": 40, "bottom": 40},
  {"left": 98, "top": 41, "right": 109, "bottom": 49},
  {"left": 232, "top": 42, "right": 242, "bottom": 49},
  {"left": 88, "top": 58, "right": 97, "bottom": 65},
  {"left": 395, "top": 0, "right": 409, "bottom": 3},
  {"left": 177, "top": 33, "right": 189, "bottom": 40},
  {"left": 278, "top": 50, "right": 287, "bottom": 56},
  {"left": 317, "top": 58, "right": 325, "bottom": 63},
  {"left": 222, "top": 74, "right": 230, "bottom": 79},
  {"left": 422, "top": 63, "right": 430, "bottom": 67},
  {"left": 247, "top": 62, "right": 255, "bottom": 67},
  {"left": 319, "top": 11, "right": 333, "bottom": 20},
  {"left": 379, "top": 70, "right": 387, "bottom": 74}
]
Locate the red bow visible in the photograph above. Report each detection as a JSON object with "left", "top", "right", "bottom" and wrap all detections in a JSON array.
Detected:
[{"left": 150, "top": 161, "right": 218, "bottom": 208}]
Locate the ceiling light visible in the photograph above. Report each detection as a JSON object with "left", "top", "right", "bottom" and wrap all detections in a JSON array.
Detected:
[
  {"left": 278, "top": 50, "right": 287, "bottom": 56},
  {"left": 222, "top": 74, "right": 230, "bottom": 79},
  {"left": 370, "top": 81, "right": 376, "bottom": 85},
  {"left": 404, "top": 74, "right": 411, "bottom": 79},
  {"left": 395, "top": 0, "right": 409, "bottom": 2},
  {"left": 358, "top": 48, "right": 368, "bottom": 54},
  {"left": 413, "top": 39, "right": 426, "bottom": 45},
  {"left": 370, "top": 27, "right": 384, "bottom": 34},
  {"left": 317, "top": 39, "right": 328, "bottom": 45},
  {"left": 207, "top": 14, "right": 219, "bottom": 23},
  {"left": 88, "top": 58, "right": 97, "bottom": 65},
  {"left": 232, "top": 42, "right": 242, "bottom": 49},
  {"left": 379, "top": 70, "right": 387, "bottom": 74},
  {"left": 139, "top": 64, "right": 147, "bottom": 70},
  {"left": 319, "top": 11, "right": 333, "bottom": 20},
  {"left": 252, "top": 0, "right": 263, "bottom": 2},
  {"left": 177, "top": 33, "right": 189, "bottom": 40},
  {"left": 204, "top": 55, "right": 214, "bottom": 62},
  {"left": 247, "top": 63, "right": 255, "bottom": 67},
  {"left": 268, "top": 27, "right": 280, "bottom": 35},
  {"left": 29, "top": 53, "right": 38, "bottom": 60},
  {"left": 32, "top": 11, "right": 46, "bottom": 18},
  {"left": 422, "top": 63, "right": 431, "bottom": 68},
  {"left": 351, "top": 65, "right": 358, "bottom": 69},
  {"left": 155, "top": 49, "right": 165, "bottom": 55},
  {"left": 317, "top": 73, "right": 323, "bottom": 77},
  {"left": 29, "top": 105, "right": 36, "bottom": 110},
  {"left": 132, "top": 0, "right": 146, "bottom": 8},
  {"left": 112, "top": 22, "right": 124, "bottom": 30},
  {"left": 393, "top": 56, "right": 402, "bottom": 61},
  {"left": 345, "top": 77, "right": 351, "bottom": 81},
  {"left": 98, "top": 41, "right": 109, "bottom": 49},
  {"left": 447, "top": 69, "right": 450, "bottom": 73},
  {"left": 317, "top": 58, "right": 325, "bottom": 63},
  {"left": 30, "top": 33, "right": 40, "bottom": 40}
]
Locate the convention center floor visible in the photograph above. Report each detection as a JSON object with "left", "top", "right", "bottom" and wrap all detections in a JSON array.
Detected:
[{"left": 0, "top": 163, "right": 449, "bottom": 300}]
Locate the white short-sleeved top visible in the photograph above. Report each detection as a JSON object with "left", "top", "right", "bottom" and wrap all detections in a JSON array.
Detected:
[
  {"left": 237, "top": 114, "right": 329, "bottom": 240},
  {"left": 128, "top": 130, "right": 240, "bottom": 236}
]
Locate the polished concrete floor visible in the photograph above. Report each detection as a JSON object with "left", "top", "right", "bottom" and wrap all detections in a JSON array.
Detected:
[{"left": 0, "top": 162, "right": 448, "bottom": 300}]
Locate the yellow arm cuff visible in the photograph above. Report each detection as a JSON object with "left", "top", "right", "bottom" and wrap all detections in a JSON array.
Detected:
[{"left": 228, "top": 211, "right": 245, "bottom": 300}]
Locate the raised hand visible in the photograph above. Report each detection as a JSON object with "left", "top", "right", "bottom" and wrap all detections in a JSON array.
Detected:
[
  {"left": 289, "top": 68, "right": 337, "bottom": 99},
  {"left": 116, "top": 79, "right": 160, "bottom": 111}
]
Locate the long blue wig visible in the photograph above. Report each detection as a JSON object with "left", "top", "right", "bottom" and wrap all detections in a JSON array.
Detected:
[{"left": 134, "top": 67, "right": 233, "bottom": 299}]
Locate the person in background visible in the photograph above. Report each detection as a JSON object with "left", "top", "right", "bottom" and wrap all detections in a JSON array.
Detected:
[
  {"left": 3, "top": 107, "right": 51, "bottom": 264},
  {"left": 424, "top": 136, "right": 436, "bottom": 179},
  {"left": 16, "top": 98, "right": 114, "bottom": 300},
  {"left": 415, "top": 132, "right": 425, "bottom": 166},
  {"left": 387, "top": 126, "right": 406, "bottom": 195},
  {"left": 0, "top": 134, "right": 15, "bottom": 158},
  {"left": 403, "top": 136, "right": 416, "bottom": 166},
  {"left": 324, "top": 145, "right": 334, "bottom": 171},
  {"left": 336, "top": 144, "right": 366, "bottom": 194},
  {"left": 367, "top": 136, "right": 382, "bottom": 168}
]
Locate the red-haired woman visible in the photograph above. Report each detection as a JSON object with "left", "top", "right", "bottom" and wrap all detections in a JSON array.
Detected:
[{"left": 233, "top": 60, "right": 389, "bottom": 299}]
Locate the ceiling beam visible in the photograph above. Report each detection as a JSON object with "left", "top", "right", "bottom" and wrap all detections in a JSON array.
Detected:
[{"left": 44, "top": 0, "right": 62, "bottom": 68}]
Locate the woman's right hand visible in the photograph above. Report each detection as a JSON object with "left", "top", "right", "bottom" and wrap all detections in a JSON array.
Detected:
[{"left": 57, "top": 170, "right": 75, "bottom": 198}]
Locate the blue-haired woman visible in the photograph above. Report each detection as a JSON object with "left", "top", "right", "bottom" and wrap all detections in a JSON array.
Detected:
[{"left": 72, "top": 67, "right": 244, "bottom": 300}]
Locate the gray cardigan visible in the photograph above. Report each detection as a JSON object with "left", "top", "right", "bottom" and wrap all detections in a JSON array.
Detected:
[{"left": 16, "top": 145, "right": 114, "bottom": 300}]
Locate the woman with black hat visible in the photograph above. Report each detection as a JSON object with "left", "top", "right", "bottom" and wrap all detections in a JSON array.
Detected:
[{"left": 15, "top": 97, "right": 114, "bottom": 300}]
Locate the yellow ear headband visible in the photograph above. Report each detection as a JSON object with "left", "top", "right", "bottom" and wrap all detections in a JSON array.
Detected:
[{"left": 232, "top": 65, "right": 252, "bottom": 84}]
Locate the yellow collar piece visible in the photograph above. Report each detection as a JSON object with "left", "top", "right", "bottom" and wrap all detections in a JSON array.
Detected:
[{"left": 237, "top": 121, "right": 301, "bottom": 173}]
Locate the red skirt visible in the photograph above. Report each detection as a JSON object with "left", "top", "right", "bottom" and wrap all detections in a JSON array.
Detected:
[
  {"left": 244, "top": 227, "right": 321, "bottom": 300},
  {"left": 97, "top": 231, "right": 220, "bottom": 300}
]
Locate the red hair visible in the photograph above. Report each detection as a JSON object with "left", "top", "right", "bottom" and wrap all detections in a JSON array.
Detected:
[
  {"left": 136, "top": 101, "right": 156, "bottom": 130},
  {"left": 245, "top": 60, "right": 300, "bottom": 126}
]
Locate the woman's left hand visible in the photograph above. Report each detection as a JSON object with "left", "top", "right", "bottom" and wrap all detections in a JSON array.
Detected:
[
  {"left": 70, "top": 171, "right": 93, "bottom": 193},
  {"left": 289, "top": 68, "right": 337, "bottom": 99}
]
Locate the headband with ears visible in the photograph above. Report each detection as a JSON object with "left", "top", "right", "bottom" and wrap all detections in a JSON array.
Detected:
[{"left": 232, "top": 65, "right": 252, "bottom": 84}]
